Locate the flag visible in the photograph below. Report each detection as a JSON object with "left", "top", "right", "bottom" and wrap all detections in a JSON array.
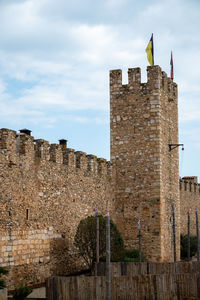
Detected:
[
  {"left": 138, "top": 219, "right": 140, "bottom": 229},
  {"left": 94, "top": 208, "right": 98, "bottom": 217},
  {"left": 145, "top": 34, "right": 154, "bottom": 66},
  {"left": 170, "top": 51, "right": 174, "bottom": 80}
]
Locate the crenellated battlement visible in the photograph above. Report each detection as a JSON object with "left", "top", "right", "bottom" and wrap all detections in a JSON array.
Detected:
[
  {"left": 110, "top": 65, "right": 177, "bottom": 101},
  {"left": 180, "top": 177, "right": 200, "bottom": 194},
  {"left": 0, "top": 128, "right": 111, "bottom": 177}
]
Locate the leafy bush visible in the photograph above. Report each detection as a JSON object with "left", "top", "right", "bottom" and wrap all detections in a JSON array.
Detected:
[
  {"left": 181, "top": 234, "right": 197, "bottom": 259},
  {"left": 13, "top": 283, "right": 32, "bottom": 300},
  {"left": 100, "top": 249, "right": 145, "bottom": 262},
  {"left": 0, "top": 267, "right": 9, "bottom": 289},
  {"left": 124, "top": 249, "right": 145, "bottom": 262},
  {"left": 74, "top": 215, "right": 124, "bottom": 268}
]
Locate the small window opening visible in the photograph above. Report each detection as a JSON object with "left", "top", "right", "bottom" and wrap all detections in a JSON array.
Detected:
[
  {"left": 26, "top": 209, "right": 29, "bottom": 220},
  {"left": 8, "top": 211, "right": 11, "bottom": 217}
]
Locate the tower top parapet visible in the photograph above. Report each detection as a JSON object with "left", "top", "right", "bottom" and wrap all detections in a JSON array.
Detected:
[{"left": 110, "top": 65, "right": 177, "bottom": 100}]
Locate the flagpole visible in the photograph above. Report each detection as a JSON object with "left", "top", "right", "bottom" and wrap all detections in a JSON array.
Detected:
[{"left": 152, "top": 33, "right": 154, "bottom": 65}]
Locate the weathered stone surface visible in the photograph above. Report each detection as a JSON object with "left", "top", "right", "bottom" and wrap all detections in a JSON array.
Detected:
[
  {"left": 0, "top": 128, "right": 113, "bottom": 289},
  {"left": 0, "top": 65, "right": 200, "bottom": 289},
  {"left": 110, "top": 66, "right": 180, "bottom": 261},
  {"left": 180, "top": 177, "right": 200, "bottom": 235}
]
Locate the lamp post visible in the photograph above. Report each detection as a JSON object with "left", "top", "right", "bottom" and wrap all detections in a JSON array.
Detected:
[
  {"left": 138, "top": 219, "right": 142, "bottom": 263},
  {"left": 187, "top": 210, "right": 190, "bottom": 261},
  {"left": 94, "top": 209, "right": 99, "bottom": 276},
  {"left": 106, "top": 205, "right": 111, "bottom": 300},
  {"left": 171, "top": 205, "right": 176, "bottom": 262},
  {"left": 138, "top": 219, "right": 142, "bottom": 275},
  {"left": 196, "top": 209, "right": 200, "bottom": 261}
]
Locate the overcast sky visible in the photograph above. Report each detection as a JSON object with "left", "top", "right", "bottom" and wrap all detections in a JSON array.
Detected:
[{"left": 0, "top": 0, "right": 199, "bottom": 178}]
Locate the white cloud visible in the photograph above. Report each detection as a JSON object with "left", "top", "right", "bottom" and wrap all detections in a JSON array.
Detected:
[
  {"left": 0, "top": 79, "right": 7, "bottom": 94},
  {"left": 105, "top": 0, "right": 129, "bottom": 9},
  {"left": 0, "top": 0, "right": 200, "bottom": 175},
  {"left": 179, "top": 95, "right": 200, "bottom": 123}
]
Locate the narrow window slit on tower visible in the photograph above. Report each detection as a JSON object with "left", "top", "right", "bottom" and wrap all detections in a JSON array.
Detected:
[
  {"left": 8, "top": 211, "right": 11, "bottom": 217},
  {"left": 26, "top": 209, "right": 29, "bottom": 220}
]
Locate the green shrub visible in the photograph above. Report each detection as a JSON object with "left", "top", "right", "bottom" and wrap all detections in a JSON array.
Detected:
[
  {"left": 74, "top": 215, "right": 125, "bottom": 268},
  {"left": 181, "top": 234, "right": 197, "bottom": 259},
  {"left": 99, "top": 249, "right": 145, "bottom": 262},
  {"left": 0, "top": 267, "right": 9, "bottom": 289},
  {"left": 13, "top": 283, "right": 32, "bottom": 300},
  {"left": 123, "top": 257, "right": 139, "bottom": 262},
  {"left": 124, "top": 249, "right": 145, "bottom": 262}
]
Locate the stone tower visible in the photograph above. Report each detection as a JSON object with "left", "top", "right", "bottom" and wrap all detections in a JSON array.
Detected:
[{"left": 110, "top": 65, "right": 180, "bottom": 261}]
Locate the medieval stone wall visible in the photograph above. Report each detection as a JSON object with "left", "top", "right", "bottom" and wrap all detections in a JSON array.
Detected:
[
  {"left": 1, "top": 65, "right": 200, "bottom": 289},
  {"left": 180, "top": 176, "right": 200, "bottom": 236},
  {"left": 0, "top": 128, "right": 113, "bottom": 288}
]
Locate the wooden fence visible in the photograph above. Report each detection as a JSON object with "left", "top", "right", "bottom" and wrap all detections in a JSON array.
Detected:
[
  {"left": 95, "top": 261, "right": 200, "bottom": 276},
  {"left": 46, "top": 273, "right": 200, "bottom": 300}
]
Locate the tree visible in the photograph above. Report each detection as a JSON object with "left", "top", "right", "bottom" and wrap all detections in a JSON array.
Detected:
[
  {"left": 0, "top": 267, "right": 9, "bottom": 289},
  {"left": 181, "top": 234, "right": 197, "bottom": 259},
  {"left": 13, "top": 283, "right": 32, "bottom": 300},
  {"left": 124, "top": 249, "right": 145, "bottom": 262},
  {"left": 74, "top": 215, "right": 124, "bottom": 268}
]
